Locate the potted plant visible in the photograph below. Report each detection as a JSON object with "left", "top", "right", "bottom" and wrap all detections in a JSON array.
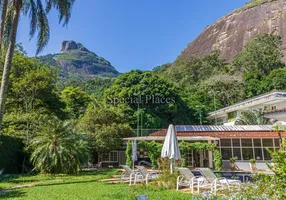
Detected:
[
  {"left": 249, "top": 158, "right": 256, "bottom": 172},
  {"left": 229, "top": 157, "right": 236, "bottom": 170}
]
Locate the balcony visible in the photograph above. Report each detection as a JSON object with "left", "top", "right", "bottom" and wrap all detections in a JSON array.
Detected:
[{"left": 263, "top": 108, "right": 286, "bottom": 121}]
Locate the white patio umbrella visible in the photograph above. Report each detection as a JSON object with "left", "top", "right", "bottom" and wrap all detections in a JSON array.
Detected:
[{"left": 161, "top": 124, "right": 181, "bottom": 173}]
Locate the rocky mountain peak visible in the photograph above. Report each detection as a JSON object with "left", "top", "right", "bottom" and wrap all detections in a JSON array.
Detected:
[
  {"left": 60, "top": 40, "right": 89, "bottom": 53},
  {"left": 178, "top": 0, "right": 286, "bottom": 62}
]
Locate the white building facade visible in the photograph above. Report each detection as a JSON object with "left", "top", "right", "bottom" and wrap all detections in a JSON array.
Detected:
[{"left": 207, "top": 91, "right": 286, "bottom": 125}]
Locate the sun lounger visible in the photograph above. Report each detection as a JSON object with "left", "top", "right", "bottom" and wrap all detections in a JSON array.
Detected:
[
  {"left": 135, "top": 165, "right": 158, "bottom": 185},
  {"left": 197, "top": 168, "right": 241, "bottom": 195},
  {"left": 120, "top": 165, "right": 141, "bottom": 185},
  {"left": 176, "top": 167, "right": 208, "bottom": 193}
]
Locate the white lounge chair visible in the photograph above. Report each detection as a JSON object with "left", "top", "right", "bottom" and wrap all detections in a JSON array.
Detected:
[
  {"left": 176, "top": 167, "right": 208, "bottom": 193},
  {"left": 197, "top": 168, "right": 241, "bottom": 195},
  {"left": 135, "top": 165, "right": 158, "bottom": 185},
  {"left": 120, "top": 165, "right": 141, "bottom": 185}
]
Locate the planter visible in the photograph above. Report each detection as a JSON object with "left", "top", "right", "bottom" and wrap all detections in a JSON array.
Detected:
[
  {"left": 230, "top": 162, "right": 236, "bottom": 170},
  {"left": 249, "top": 163, "right": 256, "bottom": 172}
]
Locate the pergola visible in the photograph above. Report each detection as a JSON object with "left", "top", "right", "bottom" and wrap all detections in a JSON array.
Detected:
[{"left": 123, "top": 136, "right": 220, "bottom": 141}]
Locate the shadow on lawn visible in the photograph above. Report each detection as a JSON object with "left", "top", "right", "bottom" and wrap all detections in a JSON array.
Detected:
[
  {"left": 0, "top": 190, "right": 26, "bottom": 199},
  {"left": 35, "top": 178, "right": 108, "bottom": 187}
]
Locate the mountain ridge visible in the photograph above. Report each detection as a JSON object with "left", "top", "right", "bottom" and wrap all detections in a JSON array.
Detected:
[
  {"left": 37, "top": 41, "right": 119, "bottom": 79},
  {"left": 178, "top": 0, "right": 286, "bottom": 62}
]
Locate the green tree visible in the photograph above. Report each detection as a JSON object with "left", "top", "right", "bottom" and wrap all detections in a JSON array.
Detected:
[
  {"left": 232, "top": 34, "right": 284, "bottom": 76},
  {"left": 0, "top": 0, "right": 75, "bottom": 135},
  {"left": 105, "top": 70, "right": 193, "bottom": 128},
  {"left": 79, "top": 106, "right": 133, "bottom": 162},
  {"left": 61, "top": 86, "right": 90, "bottom": 118},
  {"left": 30, "top": 117, "right": 89, "bottom": 174},
  {"left": 1, "top": 52, "right": 64, "bottom": 144},
  {"left": 262, "top": 68, "right": 286, "bottom": 91},
  {"left": 235, "top": 110, "right": 273, "bottom": 125},
  {"left": 0, "top": 0, "right": 8, "bottom": 56},
  {"left": 267, "top": 141, "right": 286, "bottom": 198}
]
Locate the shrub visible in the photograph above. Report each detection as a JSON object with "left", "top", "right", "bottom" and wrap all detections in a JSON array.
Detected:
[
  {"left": 249, "top": 158, "right": 256, "bottom": 163},
  {"left": 229, "top": 157, "right": 236, "bottom": 163},
  {"left": 213, "top": 150, "right": 223, "bottom": 171},
  {"left": 0, "top": 135, "right": 24, "bottom": 173},
  {"left": 30, "top": 118, "right": 89, "bottom": 174},
  {"left": 125, "top": 141, "right": 132, "bottom": 167}
]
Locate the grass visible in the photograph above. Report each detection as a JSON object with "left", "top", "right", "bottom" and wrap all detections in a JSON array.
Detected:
[
  {"left": 242, "top": 0, "right": 278, "bottom": 10},
  {"left": 0, "top": 170, "right": 193, "bottom": 200}
]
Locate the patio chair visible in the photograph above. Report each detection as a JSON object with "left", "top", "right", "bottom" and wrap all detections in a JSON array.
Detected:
[
  {"left": 120, "top": 165, "right": 141, "bottom": 185},
  {"left": 197, "top": 168, "right": 241, "bottom": 195},
  {"left": 135, "top": 165, "right": 158, "bottom": 185},
  {"left": 176, "top": 167, "right": 208, "bottom": 193}
]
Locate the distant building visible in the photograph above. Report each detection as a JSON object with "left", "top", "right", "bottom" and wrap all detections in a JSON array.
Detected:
[
  {"left": 112, "top": 92, "right": 286, "bottom": 170},
  {"left": 207, "top": 91, "right": 286, "bottom": 125}
]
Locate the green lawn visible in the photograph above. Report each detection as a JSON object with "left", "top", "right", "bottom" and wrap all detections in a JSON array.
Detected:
[{"left": 0, "top": 170, "right": 193, "bottom": 200}]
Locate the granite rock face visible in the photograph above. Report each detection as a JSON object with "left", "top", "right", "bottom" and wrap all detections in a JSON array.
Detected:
[
  {"left": 60, "top": 40, "right": 89, "bottom": 53},
  {"left": 179, "top": 0, "right": 286, "bottom": 62},
  {"left": 38, "top": 41, "right": 119, "bottom": 78}
]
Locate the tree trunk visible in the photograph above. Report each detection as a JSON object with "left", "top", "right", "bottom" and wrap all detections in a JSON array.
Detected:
[
  {"left": 0, "top": 0, "right": 22, "bottom": 136},
  {"left": 0, "top": 0, "right": 8, "bottom": 57}
]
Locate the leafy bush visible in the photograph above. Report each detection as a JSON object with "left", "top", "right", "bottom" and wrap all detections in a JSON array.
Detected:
[
  {"left": 156, "top": 158, "right": 178, "bottom": 189},
  {"left": 229, "top": 157, "right": 236, "bottom": 163},
  {"left": 213, "top": 150, "right": 223, "bottom": 171},
  {"left": 249, "top": 158, "right": 256, "bottom": 163},
  {"left": 0, "top": 135, "right": 24, "bottom": 173},
  {"left": 125, "top": 141, "right": 132, "bottom": 167},
  {"left": 30, "top": 117, "right": 90, "bottom": 174}
]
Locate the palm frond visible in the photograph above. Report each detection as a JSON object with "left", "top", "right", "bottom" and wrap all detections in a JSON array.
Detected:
[
  {"left": 235, "top": 110, "right": 274, "bottom": 125},
  {"left": 35, "top": 0, "right": 49, "bottom": 54},
  {"left": 45, "top": 0, "right": 75, "bottom": 26}
]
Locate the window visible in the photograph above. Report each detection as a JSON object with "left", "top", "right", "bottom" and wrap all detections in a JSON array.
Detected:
[
  {"left": 219, "top": 138, "right": 276, "bottom": 161},
  {"left": 262, "top": 139, "right": 273, "bottom": 147},
  {"left": 254, "top": 148, "right": 263, "bottom": 160},
  {"left": 233, "top": 148, "right": 241, "bottom": 160},
  {"left": 221, "top": 139, "right": 231, "bottom": 147},
  {"left": 186, "top": 150, "right": 193, "bottom": 167},
  {"left": 274, "top": 138, "right": 280, "bottom": 147},
  {"left": 221, "top": 148, "right": 232, "bottom": 160},
  {"left": 241, "top": 139, "right": 252, "bottom": 147},
  {"left": 253, "top": 139, "right": 261, "bottom": 147},
  {"left": 232, "top": 139, "right": 240, "bottom": 147},
  {"left": 104, "top": 151, "right": 118, "bottom": 162},
  {"left": 263, "top": 148, "right": 272, "bottom": 160},
  {"left": 242, "top": 148, "right": 253, "bottom": 160}
]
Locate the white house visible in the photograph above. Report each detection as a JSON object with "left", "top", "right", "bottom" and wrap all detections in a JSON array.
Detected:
[{"left": 207, "top": 91, "right": 286, "bottom": 125}]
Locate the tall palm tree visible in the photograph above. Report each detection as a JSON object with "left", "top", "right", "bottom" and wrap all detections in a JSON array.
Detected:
[
  {"left": 0, "top": 0, "right": 9, "bottom": 56},
  {"left": 0, "top": 0, "right": 75, "bottom": 135},
  {"left": 30, "top": 118, "right": 89, "bottom": 174},
  {"left": 234, "top": 110, "right": 274, "bottom": 125}
]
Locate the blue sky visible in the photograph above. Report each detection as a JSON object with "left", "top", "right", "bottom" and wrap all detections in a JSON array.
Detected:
[{"left": 17, "top": 0, "right": 249, "bottom": 73}]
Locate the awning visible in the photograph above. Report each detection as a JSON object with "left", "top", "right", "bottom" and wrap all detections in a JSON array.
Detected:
[{"left": 123, "top": 136, "right": 220, "bottom": 141}]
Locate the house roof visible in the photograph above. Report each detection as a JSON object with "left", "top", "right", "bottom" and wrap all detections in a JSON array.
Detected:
[
  {"left": 175, "top": 125, "right": 273, "bottom": 132},
  {"left": 207, "top": 91, "right": 286, "bottom": 119},
  {"left": 123, "top": 136, "right": 219, "bottom": 141},
  {"left": 148, "top": 125, "right": 284, "bottom": 138}
]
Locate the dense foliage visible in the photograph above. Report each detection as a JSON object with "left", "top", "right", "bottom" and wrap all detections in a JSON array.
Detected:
[
  {"left": 30, "top": 118, "right": 89, "bottom": 174},
  {"left": 105, "top": 70, "right": 194, "bottom": 128},
  {"left": 230, "top": 142, "right": 286, "bottom": 199},
  {"left": 79, "top": 106, "right": 133, "bottom": 162},
  {"left": 2, "top": 33, "right": 286, "bottom": 175}
]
